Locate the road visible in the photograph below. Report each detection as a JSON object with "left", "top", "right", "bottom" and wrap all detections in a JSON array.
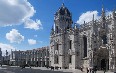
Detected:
[
  {"left": 0, "top": 66, "right": 72, "bottom": 73},
  {"left": 0, "top": 66, "right": 114, "bottom": 73}
]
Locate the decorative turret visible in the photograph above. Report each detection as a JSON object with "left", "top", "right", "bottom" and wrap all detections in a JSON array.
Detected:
[
  {"left": 50, "top": 26, "right": 54, "bottom": 35},
  {"left": 101, "top": 5, "right": 106, "bottom": 29},
  {"left": 54, "top": 3, "right": 73, "bottom": 34},
  {"left": 101, "top": 5, "right": 105, "bottom": 19},
  {"left": 74, "top": 23, "right": 77, "bottom": 29},
  {"left": 11, "top": 49, "right": 13, "bottom": 59},
  {"left": 113, "top": 8, "right": 116, "bottom": 19},
  {"left": 92, "top": 14, "right": 96, "bottom": 35},
  {"left": 6, "top": 50, "right": 8, "bottom": 56}
]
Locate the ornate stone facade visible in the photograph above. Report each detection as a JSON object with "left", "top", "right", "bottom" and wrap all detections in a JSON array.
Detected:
[{"left": 50, "top": 3, "right": 116, "bottom": 70}]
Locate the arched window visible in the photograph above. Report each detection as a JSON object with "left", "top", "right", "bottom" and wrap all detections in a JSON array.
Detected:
[
  {"left": 54, "top": 55, "right": 59, "bottom": 64},
  {"left": 56, "top": 44, "right": 59, "bottom": 50},
  {"left": 69, "top": 55, "right": 72, "bottom": 63},
  {"left": 102, "top": 35, "right": 107, "bottom": 44},
  {"left": 69, "top": 40, "right": 72, "bottom": 49},
  {"left": 56, "top": 26, "right": 58, "bottom": 33}
]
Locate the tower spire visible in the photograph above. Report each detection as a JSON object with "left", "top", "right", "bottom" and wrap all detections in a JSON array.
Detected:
[
  {"left": 62, "top": 0, "right": 65, "bottom": 7},
  {"left": 101, "top": 0, "right": 105, "bottom": 16},
  {"left": 101, "top": 1, "right": 106, "bottom": 29},
  {"left": 113, "top": 7, "right": 116, "bottom": 19},
  {"left": 101, "top": 0, "right": 104, "bottom": 11},
  {"left": 102, "top": 4, "right": 105, "bottom": 13}
]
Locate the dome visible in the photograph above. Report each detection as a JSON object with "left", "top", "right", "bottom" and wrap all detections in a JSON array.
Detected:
[{"left": 55, "top": 3, "right": 71, "bottom": 16}]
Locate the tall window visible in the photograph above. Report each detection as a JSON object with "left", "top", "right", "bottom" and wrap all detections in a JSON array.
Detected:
[
  {"left": 83, "top": 36, "right": 87, "bottom": 58},
  {"left": 56, "top": 26, "right": 58, "bottom": 33},
  {"left": 69, "top": 40, "right": 72, "bottom": 49},
  {"left": 102, "top": 35, "right": 107, "bottom": 44},
  {"left": 54, "top": 55, "right": 59, "bottom": 64},
  {"left": 41, "top": 52, "right": 42, "bottom": 57},
  {"left": 56, "top": 44, "right": 59, "bottom": 50},
  {"left": 69, "top": 55, "right": 72, "bottom": 63},
  {"left": 45, "top": 51, "right": 46, "bottom": 56}
]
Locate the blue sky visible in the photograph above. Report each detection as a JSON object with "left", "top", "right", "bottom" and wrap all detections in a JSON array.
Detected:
[{"left": 0, "top": 0, "right": 116, "bottom": 55}]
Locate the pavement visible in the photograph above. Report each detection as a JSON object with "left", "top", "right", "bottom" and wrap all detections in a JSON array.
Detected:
[
  {"left": 0, "top": 66, "right": 72, "bottom": 73},
  {"left": 31, "top": 67, "right": 114, "bottom": 73},
  {"left": 0, "top": 65, "right": 114, "bottom": 73}
]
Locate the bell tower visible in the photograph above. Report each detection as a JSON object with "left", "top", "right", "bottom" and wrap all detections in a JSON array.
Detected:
[
  {"left": 50, "top": 3, "right": 73, "bottom": 69},
  {"left": 54, "top": 3, "right": 73, "bottom": 33}
]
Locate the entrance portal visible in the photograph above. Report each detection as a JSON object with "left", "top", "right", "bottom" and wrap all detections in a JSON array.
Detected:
[{"left": 101, "top": 59, "right": 106, "bottom": 70}]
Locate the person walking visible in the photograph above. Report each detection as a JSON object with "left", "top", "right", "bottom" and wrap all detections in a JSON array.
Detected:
[
  {"left": 89, "top": 67, "right": 92, "bottom": 73},
  {"left": 81, "top": 66, "right": 83, "bottom": 72},
  {"left": 87, "top": 67, "right": 89, "bottom": 73},
  {"left": 104, "top": 67, "right": 106, "bottom": 73},
  {"left": 94, "top": 66, "right": 97, "bottom": 73},
  {"left": 92, "top": 67, "right": 94, "bottom": 73}
]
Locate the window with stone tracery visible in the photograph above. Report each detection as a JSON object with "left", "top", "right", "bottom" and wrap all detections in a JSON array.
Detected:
[
  {"left": 56, "top": 43, "right": 59, "bottom": 50},
  {"left": 54, "top": 55, "right": 59, "bottom": 64},
  {"left": 83, "top": 36, "right": 87, "bottom": 58},
  {"left": 69, "top": 40, "right": 72, "bottom": 49},
  {"left": 56, "top": 26, "right": 58, "bottom": 33},
  {"left": 69, "top": 55, "right": 72, "bottom": 63}
]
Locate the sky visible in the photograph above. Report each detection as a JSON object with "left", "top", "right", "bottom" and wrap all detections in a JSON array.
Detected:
[{"left": 0, "top": 0, "right": 116, "bottom": 55}]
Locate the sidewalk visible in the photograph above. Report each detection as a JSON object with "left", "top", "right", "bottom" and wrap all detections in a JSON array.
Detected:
[
  {"left": 0, "top": 67, "right": 7, "bottom": 69},
  {"left": 31, "top": 67, "right": 85, "bottom": 73},
  {"left": 31, "top": 67, "right": 73, "bottom": 72},
  {"left": 31, "top": 67, "right": 114, "bottom": 73}
]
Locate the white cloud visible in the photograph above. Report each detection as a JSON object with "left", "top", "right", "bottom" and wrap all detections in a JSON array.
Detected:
[
  {"left": 28, "top": 39, "right": 37, "bottom": 45},
  {"left": 24, "top": 19, "right": 43, "bottom": 30},
  {"left": 77, "top": 11, "right": 100, "bottom": 24},
  {"left": 6, "top": 29, "right": 24, "bottom": 43},
  {"left": 0, "top": 0, "right": 42, "bottom": 30},
  {"left": 106, "top": 10, "right": 112, "bottom": 16},
  {"left": 38, "top": 41, "right": 43, "bottom": 44},
  {"left": 77, "top": 10, "right": 112, "bottom": 24},
  {"left": 0, "top": 43, "right": 15, "bottom": 56}
]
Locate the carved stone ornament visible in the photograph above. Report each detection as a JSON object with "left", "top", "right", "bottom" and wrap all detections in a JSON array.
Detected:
[{"left": 55, "top": 50, "right": 59, "bottom": 55}]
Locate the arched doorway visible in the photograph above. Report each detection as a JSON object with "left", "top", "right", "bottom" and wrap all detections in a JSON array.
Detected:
[
  {"left": 36, "top": 61, "right": 38, "bottom": 67},
  {"left": 101, "top": 59, "right": 106, "bottom": 70},
  {"left": 95, "top": 47, "right": 109, "bottom": 70}
]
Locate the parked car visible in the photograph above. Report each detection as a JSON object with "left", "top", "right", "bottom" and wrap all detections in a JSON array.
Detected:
[{"left": 20, "top": 64, "right": 31, "bottom": 69}]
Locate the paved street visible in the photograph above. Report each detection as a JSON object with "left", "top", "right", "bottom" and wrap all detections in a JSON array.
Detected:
[
  {"left": 0, "top": 66, "right": 114, "bottom": 73},
  {"left": 0, "top": 66, "right": 72, "bottom": 73}
]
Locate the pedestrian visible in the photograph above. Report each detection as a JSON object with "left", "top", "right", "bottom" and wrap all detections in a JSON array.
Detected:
[
  {"left": 1, "top": 64, "right": 2, "bottom": 67},
  {"left": 104, "top": 67, "right": 106, "bottom": 73},
  {"left": 94, "top": 66, "right": 97, "bottom": 73},
  {"left": 81, "top": 66, "right": 83, "bottom": 72},
  {"left": 89, "top": 67, "right": 92, "bottom": 73},
  {"left": 87, "top": 67, "right": 89, "bottom": 73},
  {"left": 92, "top": 67, "right": 94, "bottom": 73}
]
